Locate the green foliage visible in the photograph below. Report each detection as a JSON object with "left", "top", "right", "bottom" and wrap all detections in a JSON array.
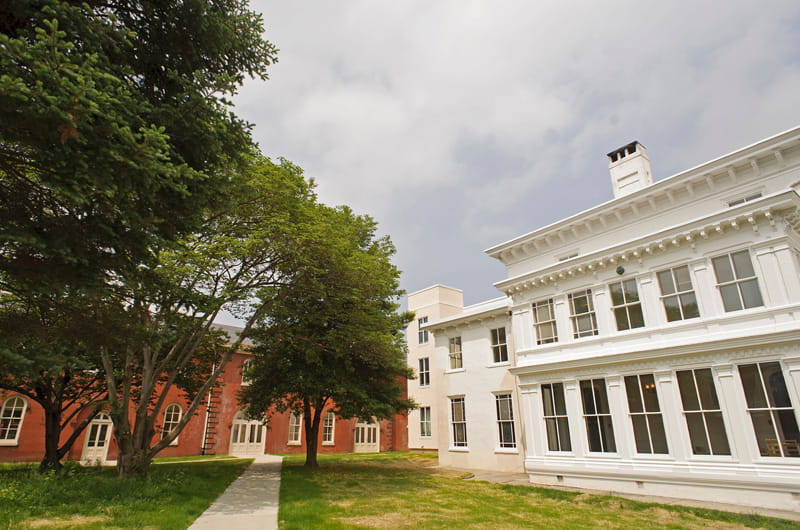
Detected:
[
  {"left": 278, "top": 453, "right": 798, "bottom": 529},
  {"left": 241, "top": 203, "right": 414, "bottom": 466},
  {"left": 0, "top": 459, "right": 251, "bottom": 528}
]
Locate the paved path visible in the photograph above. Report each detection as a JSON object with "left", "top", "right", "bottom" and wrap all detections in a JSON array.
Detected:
[{"left": 189, "top": 454, "right": 283, "bottom": 530}]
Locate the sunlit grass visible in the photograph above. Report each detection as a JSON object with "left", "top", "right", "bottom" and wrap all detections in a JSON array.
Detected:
[
  {"left": 279, "top": 452, "right": 797, "bottom": 529},
  {"left": 0, "top": 458, "right": 251, "bottom": 529}
]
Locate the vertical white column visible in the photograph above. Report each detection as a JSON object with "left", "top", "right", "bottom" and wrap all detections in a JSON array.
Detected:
[
  {"left": 713, "top": 363, "right": 749, "bottom": 464},
  {"left": 654, "top": 370, "right": 688, "bottom": 461},
  {"left": 564, "top": 379, "right": 585, "bottom": 457},
  {"left": 518, "top": 382, "right": 542, "bottom": 461},
  {"left": 512, "top": 305, "right": 534, "bottom": 353},
  {"left": 692, "top": 259, "right": 720, "bottom": 318},
  {"left": 606, "top": 375, "right": 630, "bottom": 457},
  {"left": 593, "top": 285, "right": 613, "bottom": 335}
]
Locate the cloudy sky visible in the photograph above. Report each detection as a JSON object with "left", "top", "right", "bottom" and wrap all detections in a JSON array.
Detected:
[{"left": 235, "top": 1, "right": 800, "bottom": 308}]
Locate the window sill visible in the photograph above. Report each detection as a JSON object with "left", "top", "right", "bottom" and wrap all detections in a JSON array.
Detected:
[
  {"left": 0, "top": 440, "right": 19, "bottom": 447},
  {"left": 287, "top": 441, "right": 301, "bottom": 446},
  {"left": 445, "top": 368, "right": 465, "bottom": 374},
  {"left": 448, "top": 446, "right": 469, "bottom": 452},
  {"left": 488, "top": 361, "right": 510, "bottom": 368},
  {"left": 494, "top": 448, "right": 519, "bottom": 454},
  {"left": 322, "top": 441, "right": 334, "bottom": 446}
]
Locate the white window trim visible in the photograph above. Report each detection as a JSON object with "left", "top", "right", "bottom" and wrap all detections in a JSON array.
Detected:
[
  {"left": 240, "top": 359, "right": 253, "bottom": 386},
  {"left": 494, "top": 392, "right": 517, "bottom": 450},
  {"left": 449, "top": 396, "right": 468, "bottom": 449},
  {"left": 288, "top": 412, "right": 303, "bottom": 445},
  {"left": 162, "top": 403, "right": 183, "bottom": 446},
  {"left": 419, "top": 406, "right": 432, "bottom": 438},
  {"left": 0, "top": 396, "right": 27, "bottom": 447},
  {"left": 322, "top": 410, "right": 336, "bottom": 446}
]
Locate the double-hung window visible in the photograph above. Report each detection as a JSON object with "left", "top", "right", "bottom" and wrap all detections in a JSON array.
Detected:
[
  {"left": 541, "top": 383, "right": 571, "bottom": 451},
  {"left": 450, "top": 397, "right": 467, "bottom": 447},
  {"left": 676, "top": 368, "right": 730, "bottom": 455},
  {"left": 624, "top": 374, "right": 668, "bottom": 454},
  {"left": 738, "top": 362, "right": 800, "bottom": 457},
  {"left": 495, "top": 393, "right": 516, "bottom": 449},
  {"left": 712, "top": 250, "right": 763, "bottom": 312},
  {"left": 657, "top": 265, "right": 700, "bottom": 321},
  {"left": 448, "top": 337, "right": 462, "bottom": 370},
  {"left": 0, "top": 397, "right": 26, "bottom": 445},
  {"left": 490, "top": 327, "right": 508, "bottom": 363},
  {"left": 609, "top": 279, "right": 644, "bottom": 331},
  {"left": 288, "top": 412, "right": 303, "bottom": 444},
  {"left": 569, "top": 289, "right": 598, "bottom": 338},
  {"left": 419, "top": 406, "right": 432, "bottom": 437},
  {"left": 533, "top": 299, "right": 558, "bottom": 344},
  {"left": 418, "top": 317, "right": 429, "bottom": 344},
  {"left": 240, "top": 359, "right": 253, "bottom": 385},
  {"left": 418, "top": 357, "right": 430, "bottom": 386},
  {"left": 162, "top": 404, "right": 182, "bottom": 445},
  {"left": 580, "top": 379, "right": 616, "bottom": 452},
  {"left": 322, "top": 411, "right": 336, "bottom": 445}
]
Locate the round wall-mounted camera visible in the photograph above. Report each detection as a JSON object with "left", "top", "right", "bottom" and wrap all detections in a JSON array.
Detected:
[{"left": 615, "top": 266, "right": 625, "bottom": 275}]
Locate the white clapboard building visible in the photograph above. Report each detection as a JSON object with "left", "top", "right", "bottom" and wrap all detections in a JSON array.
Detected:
[{"left": 407, "top": 126, "right": 800, "bottom": 511}]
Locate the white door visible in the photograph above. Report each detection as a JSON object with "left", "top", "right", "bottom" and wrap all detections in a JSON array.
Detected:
[
  {"left": 230, "top": 411, "right": 265, "bottom": 456},
  {"left": 81, "top": 413, "right": 113, "bottom": 464},
  {"left": 354, "top": 419, "right": 380, "bottom": 452}
]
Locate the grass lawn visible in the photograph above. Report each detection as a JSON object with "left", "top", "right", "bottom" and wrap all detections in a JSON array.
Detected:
[
  {"left": 0, "top": 458, "right": 251, "bottom": 529},
  {"left": 280, "top": 452, "right": 798, "bottom": 529}
]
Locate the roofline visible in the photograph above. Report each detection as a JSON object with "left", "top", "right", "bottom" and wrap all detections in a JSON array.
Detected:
[
  {"left": 407, "top": 284, "right": 464, "bottom": 297},
  {"left": 485, "top": 125, "right": 800, "bottom": 258}
]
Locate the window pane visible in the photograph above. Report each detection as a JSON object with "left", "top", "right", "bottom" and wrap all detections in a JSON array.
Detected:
[
  {"left": 657, "top": 270, "right": 676, "bottom": 295},
  {"left": 677, "top": 371, "right": 700, "bottom": 411},
  {"left": 631, "top": 415, "right": 651, "bottom": 453},
  {"left": 648, "top": 415, "right": 669, "bottom": 454},
  {"left": 750, "top": 410, "right": 778, "bottom": 456},
  {"left": 629, "top": 305, "right": 645, "bottom": 329},
  {"left": 545, "top": 418, "right": 560, "bottom": 451},
  {"left": 623, "top": 280, "right": 639, "bottom": 302},
  {"left": 740, "top": 279, "right": 763, "bottom": 308},
  {"left": 712, "top": 255, "right": 734, "bottom": 283},
  {"left": 641, "top": 375, "right": 659, "bottom": 412},
  {"left": 625, "top": 376, "right": 643, "bottom": 413},
  {"left": 553, "top": 383, "right": 567, "bottom": 415},
  {"left": 580, "top": 381, "right": 596, "bottom": 414},
  {"left": 557, "top": 417, "right": 572, "bottom": 451},
  {"left": 695, "top": 369, "right": 720, "bottom": 410},
  {"left": 731, "top": 250, "right": 755, "bottom": 278},
  {"left": 679, "top": 293, "right": 700, "bottom": 319},
  {"left": 542, "top": 385, "right": 555, "bottom": 416},
  {"left": 609, "top": 283, "right": 624, "bottom": 306},
  {"left": 663, "top": 296, "right": 682, "bottom": 322},
  {"left": 706, "top": 412, "right": 731, "bottom": 455},
  {"left": 614, "top": 307, "right": 630, "bottom": 330},
  {"left": 674, "top": 266, "right": 692, "bottom": 291},
  {"left": 720, "top": 284, "right": 743, "bottom": 312},
  {"left": 761, "top": 362, "right": 791, "bottom": 408},
  {"left": 685, "top": 413, "right": 710, "bottom": 455},
  {"left": 738, "top": 364, "right": 767, "bottom": 408},
  {"left": 593, "top": 380, "right": 610, "bottom": 413},
  {"left": 585, "top": 416, "right": 602, "bottom": 452},
  {"left": 573, "top": 293, "right": 590, "bottom": 314},
  {"left": 599, "top": 416, "right": 616, "bottom": 452}
]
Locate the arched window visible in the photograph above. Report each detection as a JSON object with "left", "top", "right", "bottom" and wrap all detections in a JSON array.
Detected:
[
  {"left": 0, "top": 396, "right": 27, "bottom": 445},
  {"left": 162, "top": 404, "right": 182, "bottom": 445}
]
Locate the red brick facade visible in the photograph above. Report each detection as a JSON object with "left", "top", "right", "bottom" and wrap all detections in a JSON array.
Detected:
[{"left": 0, "top": 352, "right": 407, "bottom": 463}]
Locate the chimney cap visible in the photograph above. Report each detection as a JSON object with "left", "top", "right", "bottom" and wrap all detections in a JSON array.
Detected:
[{"left": 607, "top": 141, "right": 645, "bottom": 163}]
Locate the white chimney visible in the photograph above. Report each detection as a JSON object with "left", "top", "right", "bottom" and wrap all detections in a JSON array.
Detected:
[{"left": 607, "top": 141, "right": 653, "bottom": 198}]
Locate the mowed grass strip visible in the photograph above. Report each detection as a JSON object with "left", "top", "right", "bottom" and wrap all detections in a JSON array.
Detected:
[
  {"left": 279, "top": 452, "right": 798, "bottom": 529},
  {"left": 0, "top": 458, "right": 251, "bottom": 529}
]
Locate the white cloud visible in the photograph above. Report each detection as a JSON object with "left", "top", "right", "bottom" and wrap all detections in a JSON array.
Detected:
[{"left": 237, "top": 0, "right": 800, "bottom": 304}]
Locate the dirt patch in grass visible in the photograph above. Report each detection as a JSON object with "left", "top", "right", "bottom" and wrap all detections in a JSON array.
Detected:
[{"left": 23, "top": 514, "right": 110, "bottom": 528}]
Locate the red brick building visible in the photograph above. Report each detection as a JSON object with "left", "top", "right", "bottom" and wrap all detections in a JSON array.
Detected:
[{"left": 0, "top": 350, "right": 408, "bottom": 464}]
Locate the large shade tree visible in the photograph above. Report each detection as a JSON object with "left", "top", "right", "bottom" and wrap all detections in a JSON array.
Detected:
[
  {"left": 241, "top": 205, "right": 415, "bottom": 469},
  {"left": 0, "top": 0, "right": 277, "bottom": 472}
]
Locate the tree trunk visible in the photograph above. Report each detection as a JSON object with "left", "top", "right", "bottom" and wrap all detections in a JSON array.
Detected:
[
  {"left": 303, "top": 406, "right": 322, "bottom": 469},
  {"left": 117, "top": 447, "right": 152, "bottom": 478},
  {"left": 39, "top": 407, "right": 64, "bottom": 473}
]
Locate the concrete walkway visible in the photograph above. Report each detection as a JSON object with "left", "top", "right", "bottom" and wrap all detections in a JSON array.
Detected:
[
  {"left": 452, "top": 467, "right": 800, "bottom": 523},
  {"left": 189, "top": 454, "right": 283, "bottom": 530}
]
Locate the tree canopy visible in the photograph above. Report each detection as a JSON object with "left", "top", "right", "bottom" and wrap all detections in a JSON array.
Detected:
[{"left": 241, "top": 205, "right": 415, "bottom": 468}]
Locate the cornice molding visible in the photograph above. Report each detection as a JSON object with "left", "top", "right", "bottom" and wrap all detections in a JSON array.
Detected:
[{"left": 494, "top": 192, "right": 799, "bottom": 294}]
